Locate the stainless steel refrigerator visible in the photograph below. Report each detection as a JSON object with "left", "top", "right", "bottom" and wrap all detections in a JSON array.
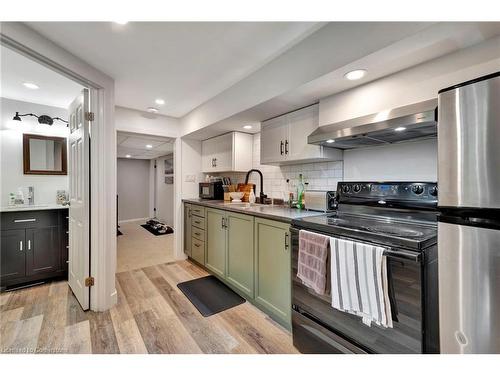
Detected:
[{"left": 438, "top": 71, "right": 500, "bottom": 354}]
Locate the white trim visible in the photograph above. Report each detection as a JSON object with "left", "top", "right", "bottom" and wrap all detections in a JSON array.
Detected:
[
  {"left": 118, "top": 217, "right": 149, "bottom": 224},
  {"left": 174, "top": 138, "right": 186, "bottom": 260},
  {"left": 1, "top": 22, "right": 117, "bottom": 312}
]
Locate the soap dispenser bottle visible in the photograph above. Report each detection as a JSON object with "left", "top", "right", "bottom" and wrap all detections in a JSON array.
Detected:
[{"left": 249, "top": 188, "right": 256, "bottom": 204}]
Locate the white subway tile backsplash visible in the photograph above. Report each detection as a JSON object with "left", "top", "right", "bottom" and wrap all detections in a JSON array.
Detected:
[{"left": 206, "top": 133, "right": 344, "bottom": 199}]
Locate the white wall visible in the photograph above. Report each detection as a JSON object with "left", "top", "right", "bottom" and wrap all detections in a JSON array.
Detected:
[
  {"left": 115, "top": 106, "right": 181, "bottom": 138},
  {"left": 117, "top": 158, "right": 150, "bottom": 221},
  {"left": 0, "top": 97, "right": 69, "bottom": 206},
  {"left": 319, "top": 36, "right": 500, "bottom": 127},
  {"left": 180, "top": 138, "right": 203, "bottom": 198},
  {"left": 343, "top": 139, "right": 437, "bottom": 182},
  {"left": 149, "top": 154, "right": 174, "bottom": 227}
]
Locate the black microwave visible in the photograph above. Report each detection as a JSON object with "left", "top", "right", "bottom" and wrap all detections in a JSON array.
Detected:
[{"left": 199, "top": 181, "right": 224, "bottom": 200}]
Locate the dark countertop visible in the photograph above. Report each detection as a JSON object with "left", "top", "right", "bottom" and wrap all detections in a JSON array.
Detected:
[{"left": 183, "top": 199, "right": 325, "bottom": 224}]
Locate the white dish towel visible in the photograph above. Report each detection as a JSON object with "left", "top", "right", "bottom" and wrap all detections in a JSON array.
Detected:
[{"left": 330, "top": 237, "right": 393, "bottom": 328}]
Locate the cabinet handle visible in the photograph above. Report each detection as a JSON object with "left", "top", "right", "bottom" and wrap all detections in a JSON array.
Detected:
[
  {"left": 194, "top": 232, "right": 200, "bottom": 236},
  {"left": 14, "top": 218, "right": 36, "bottom": 223},
  {"left": 214, "top": 158, "right": 217, "bottom": 167},
  {"left": 194, "top": 243, "right": 200, "bottom": 248},
  {"left": 285, "top": 140, "right": 289, "bottom": 155},
  {"left": 280, "top": 140, "right": 284, "bottom": 155},
  {"left": 28, "top": 240, "right": 31, "bottom": 250},
  {"left": 284, "top": 232, "right": 290, "bottom": 251},
  {"left": 19, "top": 241, "right": 23, "bottom": 252},
  {"left": 194, "top": 220, "right": 201, "bottom": 224},
  {"left": 221, "top": 217, "right": 225, "bottom": 229}
]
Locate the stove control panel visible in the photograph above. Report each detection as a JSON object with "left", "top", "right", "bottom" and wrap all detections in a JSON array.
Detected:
[{"left": 336, "top": 182, "right": 438, "bottom": 209}]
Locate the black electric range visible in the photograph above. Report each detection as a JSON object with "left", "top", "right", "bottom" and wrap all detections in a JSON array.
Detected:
[{"left": 290, "top": 181, "right": 439, "bottom": 354}]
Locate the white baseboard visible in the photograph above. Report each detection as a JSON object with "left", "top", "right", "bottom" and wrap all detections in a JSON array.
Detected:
[{"left": 118, "top": 217, "right": 149, "bottom": 224}]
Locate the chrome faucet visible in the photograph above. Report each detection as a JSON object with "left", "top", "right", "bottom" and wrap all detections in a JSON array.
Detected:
[{"left": 27, "top": 186, "right": 34, "bottom": 205}]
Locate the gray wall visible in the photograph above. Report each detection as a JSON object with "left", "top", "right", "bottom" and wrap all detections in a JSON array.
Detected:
[{"left": 117, "top": 158, "right": 150, "bottom": 221}]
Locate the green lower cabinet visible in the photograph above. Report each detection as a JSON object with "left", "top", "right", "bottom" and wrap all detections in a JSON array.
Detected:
[
  {"left": 225, "top": 212, "right": 254, "bottom": 299},
  {"left": 254, "top": 217, "right": 291, "bottom": 329},
  {"left": 205, "top": 208, "right": 226, "bottom": 278}
]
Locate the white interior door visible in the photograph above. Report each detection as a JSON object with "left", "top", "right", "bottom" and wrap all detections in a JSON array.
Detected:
[{"left": 67, "top": 89, "right": 90, "bottom": 310}]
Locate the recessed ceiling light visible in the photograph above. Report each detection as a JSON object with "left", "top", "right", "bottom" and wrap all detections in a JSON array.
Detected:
[
  {"left": 114, "top": 21, "right": 128, "bottom": 25},
  {"left": 243, "top": 125, "right": 252, "bottom": 130},
  {"left": 146, "top": 144, "right": 153, "bottom": 149},
  {"left": 344, "top": 69, "right": 367, "bottom": 81},
  {"left": 147, "top": 107, "right": 158, "bottom": 113},
  {"left": 394, "top": 127, "right": 406, "bottom": 132},
  {"left": 326, "top": 139, "right": 335, "bottom": 143},
  {"left": 125, "top": 154, "right": 131, "bottom": 158},
  {"left": 23, "top": 82, "right": 39, "bottom": 90},
  {"left": 155, "top": 99, "right": 165, "bottom": 105}
]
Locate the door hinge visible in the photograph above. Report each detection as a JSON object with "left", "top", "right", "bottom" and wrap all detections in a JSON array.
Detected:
[
  {"left": 85, "top": 277, "right": 95, "bottom": 287},
  {"left": 85, "top": 112, "right": 95, "bottom": 121}
]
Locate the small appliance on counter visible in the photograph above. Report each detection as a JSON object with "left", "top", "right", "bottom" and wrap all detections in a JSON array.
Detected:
[
  {"left": 303, "top": 190, "right": 336, "bottom": 212},
  {"left": 199, "top": 180, "right": 224, "bottom": 200}
]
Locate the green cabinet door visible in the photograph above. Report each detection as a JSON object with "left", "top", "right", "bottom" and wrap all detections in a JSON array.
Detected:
[
  {"left": 205, "top": 208, "right": 226, "bottom": 278},
  {"left": 254, "top": 218, "right": 291, "bottom": 329},
  {"left": 226, "top": 212, "right": 254, "bottom": 299}
]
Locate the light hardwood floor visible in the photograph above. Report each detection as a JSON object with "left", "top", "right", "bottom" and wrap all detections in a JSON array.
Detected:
[
  {"left": 117, "top": 220, "right": 175, "bottom": 273},
  {"left": 0, "top": 260, "right": 298, "bottom": 354}
]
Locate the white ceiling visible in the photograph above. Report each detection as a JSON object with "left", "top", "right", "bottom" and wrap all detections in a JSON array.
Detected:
[
  {"left": 0, "top": 45, "right": 84, "bottom": 109},
  {"left": 117, "top": 131, "right": 174, "bottom": 159},
  {"left": 26, "top": 22, "right": 322, "bottom": 117}
]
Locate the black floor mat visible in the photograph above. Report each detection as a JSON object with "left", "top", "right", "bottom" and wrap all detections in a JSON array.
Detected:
[
  {"left": 140, "top": 224, "right": 174, "bottom": 236},
  {"left": 177, "top": 275, "right": 245, "bottom": 317}
]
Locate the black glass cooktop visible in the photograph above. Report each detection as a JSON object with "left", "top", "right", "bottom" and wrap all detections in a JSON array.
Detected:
[{"left": 293, "top": 211, "right": 437, "bottom": 250}]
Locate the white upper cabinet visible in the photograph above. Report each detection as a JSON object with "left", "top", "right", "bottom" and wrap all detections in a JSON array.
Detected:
[
  {"left": 202, "top": 132, "right": 253, "bottom": 173},
  {"left": 260, "top": 104, "right": 342, "bottom": 165}
]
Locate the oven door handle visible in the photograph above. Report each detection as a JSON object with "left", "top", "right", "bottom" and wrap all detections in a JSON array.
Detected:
[
  {"left": 291, "top": 227, "right": 420, "bottom": 262},
  {"left": 382, "top": 249, "right": 421, "bottom": 262}
]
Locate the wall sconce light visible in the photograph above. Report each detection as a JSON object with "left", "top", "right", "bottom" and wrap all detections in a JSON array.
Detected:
[{"left": 12, "top": 112, "right": 69, "bottom": 126}]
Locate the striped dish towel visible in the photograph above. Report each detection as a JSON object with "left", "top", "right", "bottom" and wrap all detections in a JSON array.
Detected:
[
  {"left": 297, "top": 230, "right": 330, "bottom": 295},
  {"left": 330, "top": 237, "right": 393, "bottom": 328}
]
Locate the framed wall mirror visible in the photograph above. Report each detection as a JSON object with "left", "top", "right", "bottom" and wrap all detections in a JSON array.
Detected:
[{"left": 23, "top": 133, "right": 68, "bottom": 175}]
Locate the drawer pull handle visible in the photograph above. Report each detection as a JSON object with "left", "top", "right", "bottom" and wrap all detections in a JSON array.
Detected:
[
  {"left": 19, "top": 241, "right": 23, "bottom": 252},
  {"left": 14, "top": 218, "right": 36, "bottom": 223},
  {"left": 194, "top": 243, "right": 200, "bottom": 247},
  {"left": 194, "top": 220, "right": 200, "bottom": 224},
  {"left": 195, "top": 232, "right": 200, "bottom": 236}
]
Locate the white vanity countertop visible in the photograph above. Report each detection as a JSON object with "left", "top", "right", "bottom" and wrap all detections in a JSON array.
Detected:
[{"left": 0, "top": 204, "right": 68, "bottom": 212}]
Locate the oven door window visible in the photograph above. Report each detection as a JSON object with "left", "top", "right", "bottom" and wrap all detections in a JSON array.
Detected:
[{"left": 292, "top": 233, "right": 423, "bottom": 353}]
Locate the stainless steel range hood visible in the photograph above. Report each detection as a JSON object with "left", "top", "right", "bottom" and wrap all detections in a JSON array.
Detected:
[{"left": 308, "top": 99, "right": 438, "bottom": 149}]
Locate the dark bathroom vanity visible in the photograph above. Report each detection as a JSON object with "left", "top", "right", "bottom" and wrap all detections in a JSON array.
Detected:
[{"left": 0, "top": 207, "right": 69, "bottom": 290}]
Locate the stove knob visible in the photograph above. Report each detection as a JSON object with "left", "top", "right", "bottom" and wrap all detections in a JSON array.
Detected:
[
  {"left": 342, "top": 185, "right": 351, "bottom": 193},
  {"left": 429, "top": 186, "right": 438, "bottom": 197},
  {"left": 412, "top": 184, "right": 424, "bottom": 195},
  {"left": 353, "top": 184, "right": 361, "bottom": 193}
]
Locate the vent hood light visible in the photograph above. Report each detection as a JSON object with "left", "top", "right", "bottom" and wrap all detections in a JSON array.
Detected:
[
  {"left": 125, "top": 154, "right": 131, "bottom": 158},
  {"left": 344, "top": 69, "right": 367, "bottom": 81},
  {"left": 155, "top": 99, "right": 165, "bottom": 105},
  {"left": 146, "top": 144, "right": 153, "bottom": 149},
  {"left": 243, "top": 125, "right": 252, "bottom": 130},
  {"left": 147, "top": 107, "right": 158, "bottom": 113},
  {"left": 326, "top": 139, "right": 335, "bottom": 143},
  {"left": 394, "top": 127, "right": 406, "bottom": 132}
]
